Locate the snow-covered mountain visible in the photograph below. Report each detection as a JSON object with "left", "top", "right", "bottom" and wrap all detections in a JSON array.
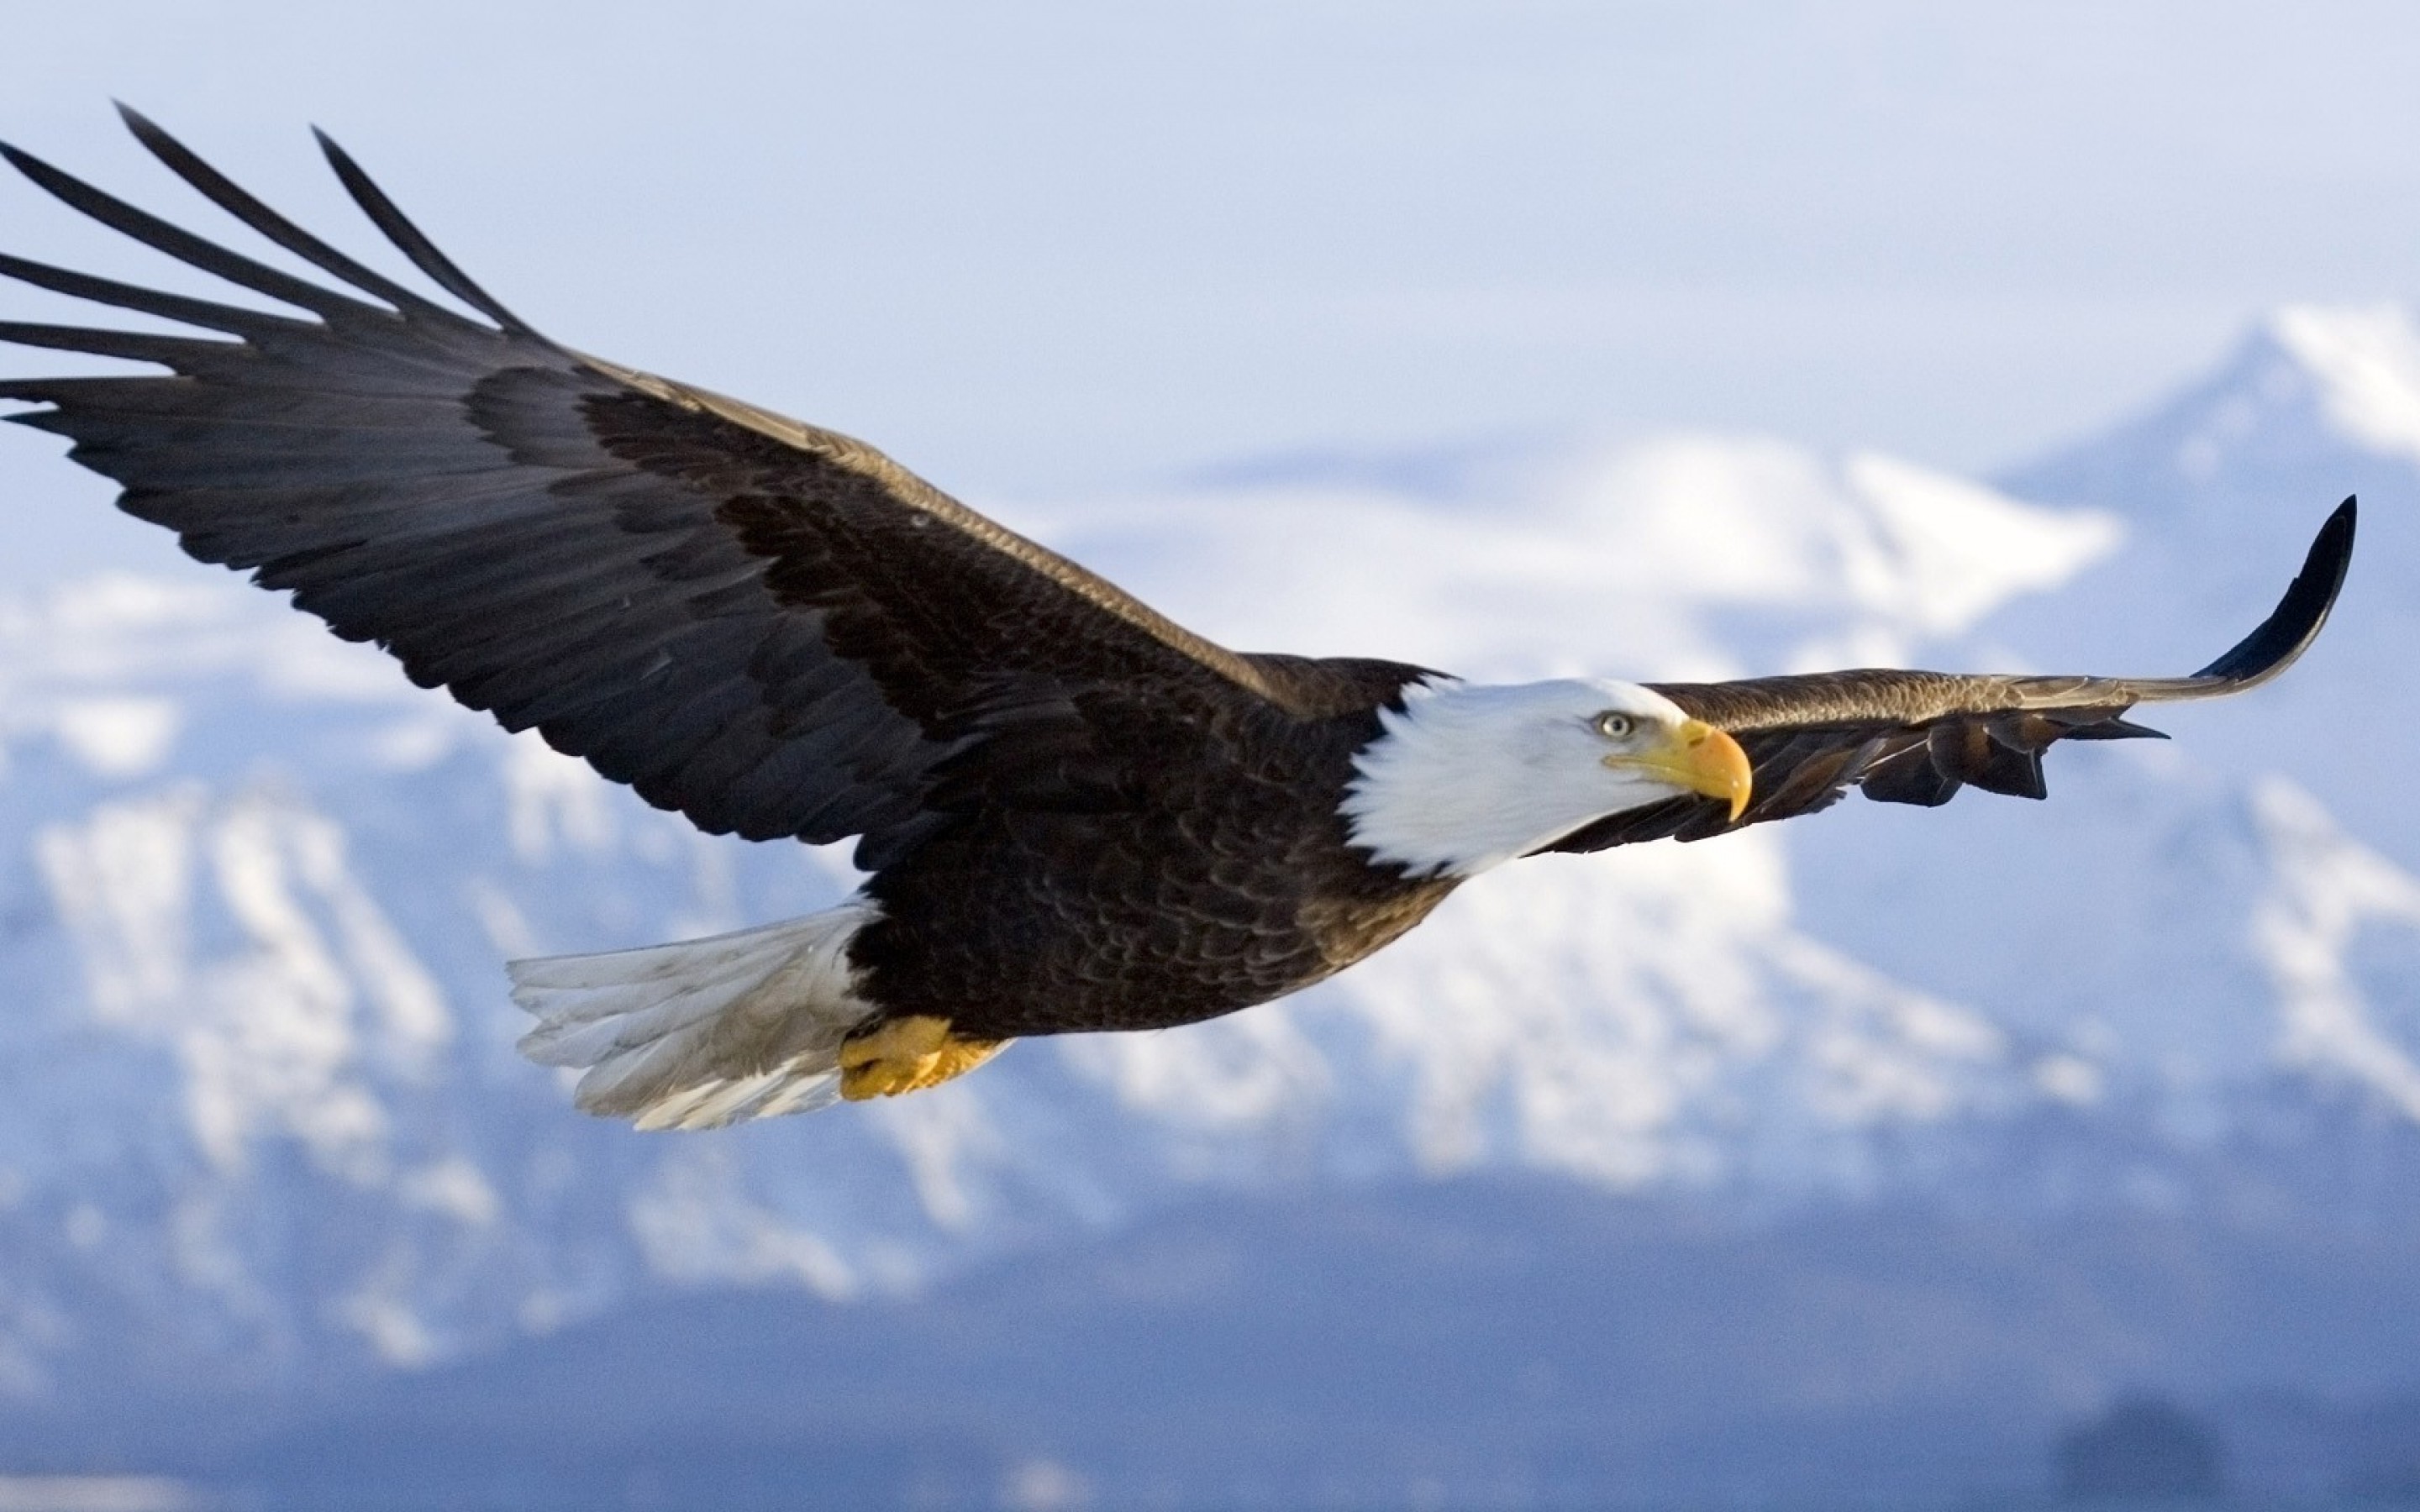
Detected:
[
  {"left": 1792, "top": 304, "right": 2420, "bottom": 1155},
  {"left": 2, "top": 308, "right": 2418, "bottom": 1494}
]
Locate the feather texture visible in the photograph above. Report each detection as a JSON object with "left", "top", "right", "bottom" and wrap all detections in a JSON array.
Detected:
[{"left": 512, "top": 902, "right": 880, "bottom": 1131}]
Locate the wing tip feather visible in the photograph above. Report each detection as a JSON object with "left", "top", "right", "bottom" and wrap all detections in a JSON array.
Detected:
[
  {"left": 309, "top": 125, "right": 538, "bottom": 337},
  {"left": 2187, "top": 495, "right": 2355, "bottom": 685}
]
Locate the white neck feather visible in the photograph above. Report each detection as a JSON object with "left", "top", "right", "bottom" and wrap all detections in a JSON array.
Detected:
[{"left": 1340, "top": 677, "right": 1691, "bottom": 879}]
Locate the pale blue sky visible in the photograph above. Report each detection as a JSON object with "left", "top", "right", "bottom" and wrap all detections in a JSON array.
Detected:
[{"left": 7, "top": 1, "right": 2420, "bottom": 582}]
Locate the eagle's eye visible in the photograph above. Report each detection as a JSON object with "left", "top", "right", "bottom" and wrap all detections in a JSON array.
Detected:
[{"left": 1594, "top": 711, "right": 1635, "bottom": 740}]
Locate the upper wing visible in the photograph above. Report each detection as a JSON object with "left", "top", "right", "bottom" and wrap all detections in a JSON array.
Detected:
[
  {"left": 1544, "top": 497, "right": 2355, "bottom": 853},
  {"left": 0, "top": 110, "right": 1306, "bottom": 869}
]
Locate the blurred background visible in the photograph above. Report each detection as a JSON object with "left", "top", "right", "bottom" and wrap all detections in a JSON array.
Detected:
[{"left": 3, "top": 3, "right": 2419, "bottom": 1506}]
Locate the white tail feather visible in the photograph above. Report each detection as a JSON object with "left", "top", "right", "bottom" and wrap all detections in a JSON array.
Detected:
[{"left": 509, "top": 900, "right": 879, "bottom": 1131}]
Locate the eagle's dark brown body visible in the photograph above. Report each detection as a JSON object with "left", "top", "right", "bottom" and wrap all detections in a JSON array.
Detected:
[{"left": 852, "top": 660, "right": 1457, "bottom": 1039}]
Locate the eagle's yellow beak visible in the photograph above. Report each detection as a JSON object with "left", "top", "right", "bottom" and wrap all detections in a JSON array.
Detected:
[{"left": 1612, "top": 718, "right": 1753, "bottom": 822}]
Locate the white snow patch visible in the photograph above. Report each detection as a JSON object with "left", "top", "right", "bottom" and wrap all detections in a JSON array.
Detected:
[
  {"left": 35, "top": 786, "right": 203, "bottom": 1027},
  {"left": 0, "top": 573, "right": 411, "bottom": 704},
  {"left": 502, "top": 733, "right": 618, "bottom": 863},
  {"left": 2033, "top": 1054, "right": 2106, "bottom": 1106},
  {"left": 625, "top": 1147, "right": 859, "bottom": 1297},
  {"left": 465, "top": 878, "right": 543, "bottom": 960},
  {"left": 200, "top": 796, "right": 392, "bottom": 1179},
  {"left": 364, "top": 717, "right": 463, "bottom": 772},
  {"left": 37, "top": 785, "right": 447, "bottom": 1179},
  {"left": 2250, "top": 777, "right": 2420, "bottom": 1120},
  {"left": 1320, "top": 832, "right": 2004, "bottom": 1188},
  {"left": 50, "top": 698, "right": 180, "bottom": 778},
  {"left": 1060, "top": 1008, "right": 1334, "bottom": 1131},
  {"left": 0, "top": 1476, "right": 200, "bottom": 1512},
  {"left": 336, "top": 1276, "right": 439, "bottom": 1368},
  {"left": 1002, "top": 1458, "right": 1092, "bottom": 1512},
  {"left": 1046, "top": 430, "right": 2116, "bottom": 684},
  {"left": 399, "top": 1159, "right": 502, "bottom": 1228},
  {"left": 873, "top": 1087, "right": 1012, "bottom": 1232},
  {"left": 1844, "top": 451, "right": 2120, "bottom": 642},
  {"left": 2266, "top": 303, "right": 2420, "bottom": 464},
  {"left": 666, "top": 829, "right": 745, "bottom": 941}
]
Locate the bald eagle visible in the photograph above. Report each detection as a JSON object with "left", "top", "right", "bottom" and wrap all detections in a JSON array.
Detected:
[{"left": 0, "top": 112, "right": 2354, "bottom": 1130}]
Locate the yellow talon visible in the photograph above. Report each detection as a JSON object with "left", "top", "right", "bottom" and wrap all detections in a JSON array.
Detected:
[{"left": 839, "top": 1015, "right": 1007, "bottom": 1100}]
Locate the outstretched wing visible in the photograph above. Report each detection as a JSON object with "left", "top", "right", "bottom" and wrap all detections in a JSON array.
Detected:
[
  {"left": 1544, "top": 497, "right": 2355, "bottom": 852},
  {"left": 0, "top": 109, "right": 1307, "bottom": 869}
]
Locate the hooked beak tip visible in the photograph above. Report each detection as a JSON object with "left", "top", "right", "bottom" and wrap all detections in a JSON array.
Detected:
[{"left": 1682, "top": 720, "right": 1753, "bottom": 822}]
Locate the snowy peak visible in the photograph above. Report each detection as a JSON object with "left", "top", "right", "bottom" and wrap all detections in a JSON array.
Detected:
[
  {"left": 1986, "top": 303, "right": 2420, "bottom": 858},
  {"left": 2007, "top": 302, "right": 2420, "bottom": 512},
  {"left": 1043, "top": 431, "right": 2117, "bottom": 681},
  {"left": 2260, "top": 304, "right": 2420, "bottom": 467},
  {"left": 2153, "top": 302, "right": 2420, "bottom": 489},
  {"left": 2250, "top": 775, "right": 2420, "bottom": 1121}
]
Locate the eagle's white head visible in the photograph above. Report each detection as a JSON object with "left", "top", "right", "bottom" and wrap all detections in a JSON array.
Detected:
[{"left": 1341, "top": 677, "right": 1754, "bottom": 879}]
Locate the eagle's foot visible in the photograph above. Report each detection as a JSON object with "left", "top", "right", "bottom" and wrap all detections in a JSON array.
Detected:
[{"left": 838, "top": 1015, "right": 1007, "bottom": 1100}]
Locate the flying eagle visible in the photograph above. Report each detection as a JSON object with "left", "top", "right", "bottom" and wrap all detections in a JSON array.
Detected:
[{"left": 0, "top": 112, "right": 2354, "bottom": 1130}]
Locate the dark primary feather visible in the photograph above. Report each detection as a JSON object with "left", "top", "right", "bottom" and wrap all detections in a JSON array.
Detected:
[
  {"left": 0, "top": 111, "right": 1319, "bottom": 872},
  {"left": 108, "top": 109, "right": 440, "bottom": 316},
  {"left": 1544, "top": 497, "right": 2356, "bottom": 853}
]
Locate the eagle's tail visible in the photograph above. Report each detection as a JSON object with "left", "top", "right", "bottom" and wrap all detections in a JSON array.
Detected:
[{"left": 508, "top": 900, "right": 880, "bottom": 1131}]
